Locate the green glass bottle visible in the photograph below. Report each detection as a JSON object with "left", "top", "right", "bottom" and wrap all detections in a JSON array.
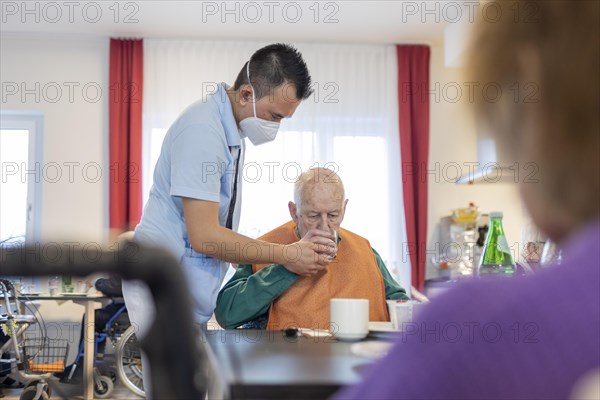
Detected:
[
  {"left": 62, "top": 275, "right": 73, "bottom": 293},
  {"left": 477, "top": 212, "right": 516, "bottom": 277}
]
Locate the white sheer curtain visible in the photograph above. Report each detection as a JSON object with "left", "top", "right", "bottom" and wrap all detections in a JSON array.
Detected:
[{"left": 143, "top": 39, "right": 411, "bottom": 291}]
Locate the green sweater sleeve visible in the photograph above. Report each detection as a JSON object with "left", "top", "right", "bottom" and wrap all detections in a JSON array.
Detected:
[
  {"left": 372, "top": 248, "right": 410, "bottom": 300},
  {"left": 215, "top": 263, "right": 298, "bottom": 329}
]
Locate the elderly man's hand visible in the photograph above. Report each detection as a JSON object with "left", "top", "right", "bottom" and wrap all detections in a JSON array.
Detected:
[{"left": 281, "top": 230, "right": 336, "bottom": 276}]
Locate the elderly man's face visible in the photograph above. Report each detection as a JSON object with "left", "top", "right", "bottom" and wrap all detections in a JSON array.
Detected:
[{"left": 288, "top": 181, "right": 347, "bottom": 239}]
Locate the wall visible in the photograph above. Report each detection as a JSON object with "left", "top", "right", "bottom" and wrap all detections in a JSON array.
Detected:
[
  {"left": 1, "top": 34, "right": 109, "bottom": 243},
  {"left": 1, "top": 35, "right": 110, "bottom": 361},
  {"left": 426, "top": 45, "right": 526, "bottom": 279}
]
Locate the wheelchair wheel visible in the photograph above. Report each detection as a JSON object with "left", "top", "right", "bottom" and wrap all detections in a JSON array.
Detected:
[
  {"left": 93, "top": 375, "right": 114, "bottom": 399},
  {"left": 108, "top": 369, "right": 118, "bottom": 383},
  {"left": 19, "top": 385, "right": 49, "bottom": 400},
  {"left": 23, "top": 380, "right": 50, "bottom": 398},
  {"left": 115, "top": 325, "right": 145, "bottom": 397}
]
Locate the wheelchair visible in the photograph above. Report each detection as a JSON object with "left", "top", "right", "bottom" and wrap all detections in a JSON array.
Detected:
[
  {"left": 60, "top": 300, "right": 145, "bottom": 398},
  {"left": 115, "top": 325, "right": 144, "bottom": 397}
]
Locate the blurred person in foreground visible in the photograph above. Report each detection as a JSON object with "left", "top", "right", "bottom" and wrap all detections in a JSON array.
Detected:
[
  {"left": 335, "top": 1, "right": 599, "bottom": 399},
  {"left": 215, "top": 168, "right": 409, "bottom": 330}
]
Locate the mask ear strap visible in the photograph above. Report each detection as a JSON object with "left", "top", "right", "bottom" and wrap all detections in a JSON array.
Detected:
[{"left": 246, "top": 61, "right": 257, "bottom": 118}]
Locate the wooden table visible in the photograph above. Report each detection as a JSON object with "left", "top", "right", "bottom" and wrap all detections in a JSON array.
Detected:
[
  {"left": 203, "top": 329, "right": 385, "bottom": 399},
  {"left": 22, "top": 294, "right": 108, "bottom": 400}
]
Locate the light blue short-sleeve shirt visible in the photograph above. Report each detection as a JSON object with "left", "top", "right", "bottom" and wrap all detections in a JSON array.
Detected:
[{"left": 129, "top": 83, "right": 243, "bottom": 324}]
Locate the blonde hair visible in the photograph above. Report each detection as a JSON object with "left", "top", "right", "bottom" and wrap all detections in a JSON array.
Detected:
[{"left": 469, "top": 0, "right": 600, "bottom": 227}]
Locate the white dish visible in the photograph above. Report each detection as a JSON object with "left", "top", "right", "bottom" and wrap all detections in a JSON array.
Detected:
[
  {"left": 334, "top": 332, "right": 369, "bottom": 340},
  {"left": 350, "top": 341, "right": 394, "bottom": 360},
  {"left": 368, "top": 321, "right": 397, "bottom": 333}
]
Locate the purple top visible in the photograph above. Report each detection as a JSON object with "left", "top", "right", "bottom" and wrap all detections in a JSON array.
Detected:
[{"left": 335, "top": 220, "right": 600, "bottom": 399}]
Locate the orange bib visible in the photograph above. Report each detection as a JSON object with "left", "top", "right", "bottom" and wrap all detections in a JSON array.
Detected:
[{"left": 253, "top": 221, "right": 389, "bottom": 330}]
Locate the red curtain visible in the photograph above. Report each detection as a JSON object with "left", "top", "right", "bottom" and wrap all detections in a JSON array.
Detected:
[
  {"left": 397, "top": 45, "right": 430, "bottom": 291},
  {"left": 109, "top": 39, "right": 143, "bottom": 231}
]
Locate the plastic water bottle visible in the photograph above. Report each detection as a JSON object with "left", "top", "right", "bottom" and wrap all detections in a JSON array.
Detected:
[
  {"left": 477, "top": 212, "right": 516, "bottom": 277},
  {"left": 48, "top": 275, "right": 60, "bottom": 295}
]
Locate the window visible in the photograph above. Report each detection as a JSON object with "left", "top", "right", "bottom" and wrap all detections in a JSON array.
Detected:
[
  {"left": 142, "top": 128, "right": 168, "bottom": 204},
  {"left": 332, "top": 136, "right": 391, "bottom": 260},
  {"left": 237, "top": 130, "right": 319, "bottom": 238},
  {"left": 143, "top": 129, "right": 396, "bottom": 270},
  {"left": 0, "top": 112, "right": 43, "bottom": 246}
]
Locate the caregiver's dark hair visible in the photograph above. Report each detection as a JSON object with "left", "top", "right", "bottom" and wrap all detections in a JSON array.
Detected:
[{"left": 233, "top": 43, "right": 313, "bottom": 101}]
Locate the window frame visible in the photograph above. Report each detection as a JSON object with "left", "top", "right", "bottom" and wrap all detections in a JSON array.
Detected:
[{"left": 0, "top": 110, "right": 44, "bottom": 243}]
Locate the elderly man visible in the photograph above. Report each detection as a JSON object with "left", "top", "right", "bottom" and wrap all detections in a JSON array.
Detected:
[{"left": 215, "top": 168, "right": 408, "bottom": 330}]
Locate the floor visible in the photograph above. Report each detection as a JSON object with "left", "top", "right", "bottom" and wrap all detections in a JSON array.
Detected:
[
  {"left": 1, "top": 353, "right": 142, "bottom": 400},
  {"left": 2, "top": 380, "right": 141, "bottom": 400}
]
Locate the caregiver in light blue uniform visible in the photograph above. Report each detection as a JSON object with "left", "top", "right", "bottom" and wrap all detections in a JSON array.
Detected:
[
  {"left": 124, "top": 82, "right": 244, "bottom": 327},
  {"left": 122, "top": 44, "right": 336, "bottom": 398}
]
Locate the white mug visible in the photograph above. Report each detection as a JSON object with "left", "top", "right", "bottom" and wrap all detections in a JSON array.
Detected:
[{"left": 330, "top": 298, "right": 369, "bottom": 340}]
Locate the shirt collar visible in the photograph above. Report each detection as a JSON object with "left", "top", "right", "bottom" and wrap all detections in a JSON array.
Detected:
[{"left": 216, "top": 82, "right": 241, "bottom": 148}]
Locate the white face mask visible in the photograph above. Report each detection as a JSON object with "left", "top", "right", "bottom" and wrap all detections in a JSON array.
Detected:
[{"left": 239, "top": 62, "right": 281, "bottom": 146}]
